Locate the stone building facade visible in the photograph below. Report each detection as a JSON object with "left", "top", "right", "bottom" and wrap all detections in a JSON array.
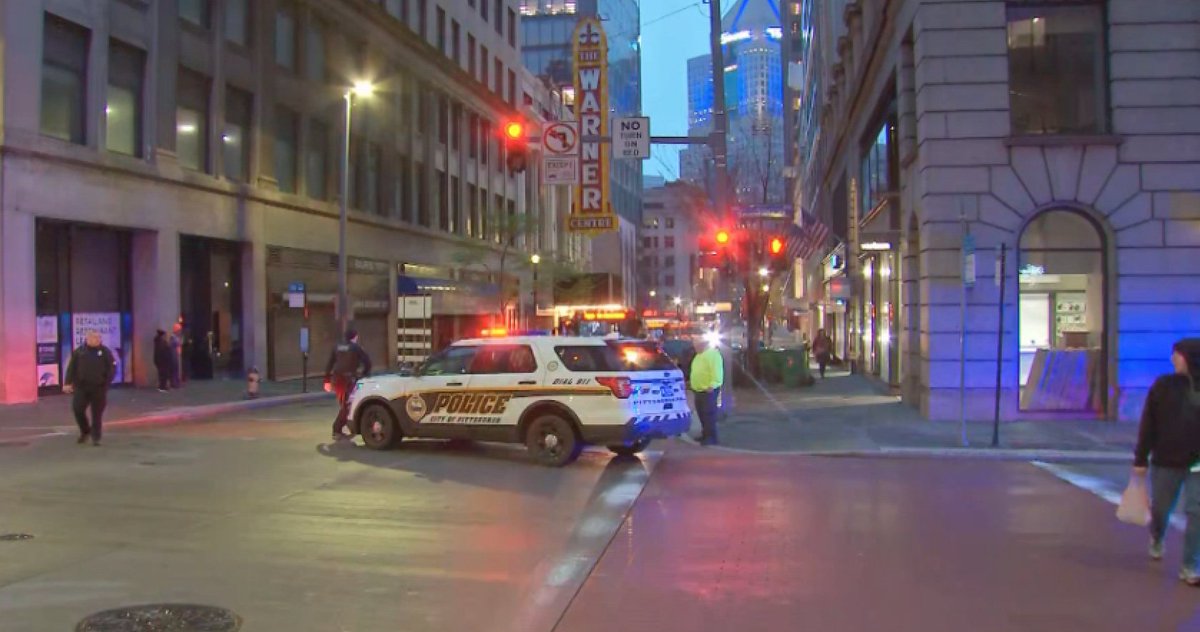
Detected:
[
  {"left": 0, "top": 0, "right": 581, "bottom": 403},
  {"left": 794, "top": 0, "right": 1200, "bottom": 420}
]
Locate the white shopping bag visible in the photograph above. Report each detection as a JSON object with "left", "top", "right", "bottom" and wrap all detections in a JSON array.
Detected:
[{"left": 1117, "top": 473, "right": 1151, "bottom": 526}]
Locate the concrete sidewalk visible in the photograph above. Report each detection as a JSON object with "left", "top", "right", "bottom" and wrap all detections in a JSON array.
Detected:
[
  {"left": 709, "top": 371, "right": 1137, "bottom": 460},
  {"left": 0, "top": 379, "right": 330, "bottom": 443}
]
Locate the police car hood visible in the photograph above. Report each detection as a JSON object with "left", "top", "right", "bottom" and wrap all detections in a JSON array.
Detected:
[{"left": 355, "top": 374, "right": 422, "bottom": 399}]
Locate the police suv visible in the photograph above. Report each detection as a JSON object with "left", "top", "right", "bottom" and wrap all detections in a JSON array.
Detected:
[{"left": 346, "top": 336, "right": 691, "bottom": 466}]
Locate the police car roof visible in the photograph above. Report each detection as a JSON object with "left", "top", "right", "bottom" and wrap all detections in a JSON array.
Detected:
[{"left": 453, "top": 336, "right": 611, "bottom": 346}]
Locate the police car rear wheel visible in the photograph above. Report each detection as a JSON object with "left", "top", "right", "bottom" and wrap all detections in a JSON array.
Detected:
[
  {"left": 526, "top": 415, "right": 582, "bottom": 467},
  {"left": 608, "top": 439, "right": 649, "bottom": 457},
  {"left": 360, "top": 403, "right": 400, "bottom": 450}
]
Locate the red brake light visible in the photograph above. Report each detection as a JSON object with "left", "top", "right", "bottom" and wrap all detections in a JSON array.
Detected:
[{"left": 596, "top": 376, "right": 633, "bottom": 399}]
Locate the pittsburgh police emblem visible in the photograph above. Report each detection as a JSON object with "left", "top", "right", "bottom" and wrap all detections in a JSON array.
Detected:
[{"left": 405, "top": 394, "right": 429, "bottom": 422}]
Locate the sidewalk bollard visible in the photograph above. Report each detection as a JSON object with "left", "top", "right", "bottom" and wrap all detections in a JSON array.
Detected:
[{"left": 246, "top": 367, "right": 261, "bottom": 399}]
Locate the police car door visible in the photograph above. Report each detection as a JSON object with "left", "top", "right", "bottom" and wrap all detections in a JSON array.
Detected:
[
  {"left": 463, "top": 344, "right": 545, "bottom": 432},
  {"left": 403, "top": 345, "right": 477, "bottom": 437}
]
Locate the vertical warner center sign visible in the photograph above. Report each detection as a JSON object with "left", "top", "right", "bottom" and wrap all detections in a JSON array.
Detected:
[{"left": 569, "top": 18, "right": 615, "bottom": 233}]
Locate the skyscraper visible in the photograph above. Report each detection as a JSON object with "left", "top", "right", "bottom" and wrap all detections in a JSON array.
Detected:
[{"left": 680, "top": 0, "right": 786, "bottom": 207}]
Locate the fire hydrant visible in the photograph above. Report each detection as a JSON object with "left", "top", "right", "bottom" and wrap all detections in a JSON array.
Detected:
[{"left": 246, "top": 366, "right": 261, "bottom": 399}]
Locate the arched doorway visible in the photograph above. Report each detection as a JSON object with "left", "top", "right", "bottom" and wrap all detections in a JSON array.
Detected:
[{"left": 1017, "top": 209, "right": 1108, "bottom": 414}]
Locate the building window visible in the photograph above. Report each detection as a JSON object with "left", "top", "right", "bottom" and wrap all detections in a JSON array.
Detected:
[
  {"left": 664, "top": 236, "right": 675, "bottom": 249},
  {"left": 494, "top": 0, "right": 503, "bottom": 34},
  {"left": 438, "top": 171, "right": 450, "bottom": 231},
  {"left": 41, "top": 14, "right": 89, "bottom": 145},
  {"left": 494, "top": 59, "right": 503, "bottom": 94},
  {"left": 665, "top": 217, "right": 675, "bottom": 229},
  {"left": 179, "top": 0, "right": 210, "bottom": 28},
  {"left": 508, "top": 69, "right": 516, "bottom": 105},
  {"left": 861, "top": 118, "right": 897, "bottom": 215},
  {"left": 417, "top": 162, "right": 431, "bottom": 226},
  {"left": 306, "top": 119, "right": 329, "bottom": 200},
  {"left": 451, "top": 102, "right": 462, "bottom": 151},
  {"left": 450, "top": 176, "right": 461, "bottom": 234},
  {"left": 224, "top": 0, "right": 249, "bottom": 47},
  {"left": 305, "top": 19, "right": 325, "bottom": 83},
  {"left": 643, "top": 236, "right": 652, "bottom": 248},
  {"left": 481, "top": 46, "right": 489, "bottom": 85},
  {"left": 481, "top": 0, "right": 488, "bottom": 22},
  {"left": 468, "top": 112, "right": 479, "bottom": 159},
  {"left": 665, "top": 275, "right": 675, "bottom": 287},
  {"left": 396, "top": 155, "right": 412, "bottom": 219},
  {"left": 1007, "top": 1, "right": 1108, "bottom": 135},
  {"left": 451, "top": 20, "right": 461, "bottom": 64},
  {"left": 664, "top": 255, "right": 675, "bottom": 267},
  {"left": 437, "top": 94, "right": 448, "bottom": 145},
  {"left": 223, "top": 87, "right": 252, "bottom": 181},
  {"left": 106, "top": 40, "right": 144, "bottom": 156},
  {"left": 274, "top": 107, "right": 298, "bottom": 193},
  {"left": 176, "top": 67, "right": 210, "bottom": 172},
  {"left": 468, "top": 34, "right": 477, "bottom": 76},
  {"left": 365, "top": 143, "right": 382, "bottom": 215},
  {"left": 508, "top": 8, "right": 517, "bottom": 47},
  {"left": 480, "top": 120, "right": 490, "bottom": 165},
  {"left": 436, "top": 7, "right": 446, "bottom": 54},
  {"left": 275, "top": 4, "right": 297, "bottom": 70},
  {"left": 418, "top": 0, "right": 428, "bottom": 39}
]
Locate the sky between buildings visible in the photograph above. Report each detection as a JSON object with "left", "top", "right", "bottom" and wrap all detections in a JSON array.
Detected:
[{"left": 639, "top": 0, "right": 712, "bottom": 182}]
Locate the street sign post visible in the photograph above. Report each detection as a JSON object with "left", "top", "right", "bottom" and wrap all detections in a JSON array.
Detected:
[
  {"left": 541, "top": 121, "right": 579, "bottom": 185},
  {"left": 613, "top": 116, "right": 650, "bottom": 159}
]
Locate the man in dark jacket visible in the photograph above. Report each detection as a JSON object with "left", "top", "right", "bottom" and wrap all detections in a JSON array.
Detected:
[
  {"left": 153, "top": 329, "right": 172, "bottom": 392},
  {"left": 64, "top": 330, "right": 116, "bottom": 446},
  {"left": 325, "top": 329, "right": 372, "bottom": 441},
  {"left": 1134, "top": 338, "right": 1200, "bottom": 585}
]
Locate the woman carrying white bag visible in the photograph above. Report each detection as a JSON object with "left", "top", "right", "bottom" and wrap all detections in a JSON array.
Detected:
[{"left": 1130, "top": 339, "right": 1200, "bottom": 586}]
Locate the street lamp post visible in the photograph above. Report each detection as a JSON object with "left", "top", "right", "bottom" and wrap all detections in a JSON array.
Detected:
[
  {"left": 338, "top": 80, "right": 374, "bottom": 336},
  {"left": 530, "top": 254, "right": 541, "bottom": 327}
]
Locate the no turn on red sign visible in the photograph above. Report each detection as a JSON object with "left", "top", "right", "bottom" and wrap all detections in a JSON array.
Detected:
[{"left": 541, "top": 122, "right": 579, "bottom": 185}]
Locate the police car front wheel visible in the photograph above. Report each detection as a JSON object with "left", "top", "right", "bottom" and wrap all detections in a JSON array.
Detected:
[
  {"left": 525, "top": 415, "right": 582, "bottom": 467},
  {"left": 360, "top": 403, "right": 401, "bottom": 450}
]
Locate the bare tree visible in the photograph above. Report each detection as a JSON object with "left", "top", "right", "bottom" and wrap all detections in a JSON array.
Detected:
[{"left": 452, "top": 208, "right": 540, "bottom": 319}]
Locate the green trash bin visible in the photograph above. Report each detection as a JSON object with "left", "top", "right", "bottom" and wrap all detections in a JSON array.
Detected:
[
  {"left": 758, "top": 349, "right": 784, "bottom": 384},
  {"left": 779, "top": 348, "right": 812, "bottom": 387}
]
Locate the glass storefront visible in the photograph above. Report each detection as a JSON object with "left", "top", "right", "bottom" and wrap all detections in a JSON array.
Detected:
[
  {"left": 1018, "top": 210, "right": 1106, "bottom": 413},
  {"left": 35, "top": 221, "right": 134, "bottom": 393}
]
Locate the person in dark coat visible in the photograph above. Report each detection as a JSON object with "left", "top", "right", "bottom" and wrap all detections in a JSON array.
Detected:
[
  {"left": 63, "top": 330, "right": 116, "bottom": 446},
  {"left": 325, "top": 329, "right": 372, "bottom": 441},
  {"left": 153, "top": 329, "right": 173, "bottom": 392},
  {"left": 1134, "top": 338, "right": 1200, "bottom": 585},
  {"left": 812, "top": 329, "right": 833, "bottom": 378}
]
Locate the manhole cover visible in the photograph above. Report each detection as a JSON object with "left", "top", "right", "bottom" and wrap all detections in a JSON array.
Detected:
[{"left": 77, "top": 604, "right": 241, "bottom": 632}]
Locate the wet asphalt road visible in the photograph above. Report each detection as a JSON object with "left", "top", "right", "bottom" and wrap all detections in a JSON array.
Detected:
[{"left": 2, "top": 403, "right": 1198, "bottom": 631}]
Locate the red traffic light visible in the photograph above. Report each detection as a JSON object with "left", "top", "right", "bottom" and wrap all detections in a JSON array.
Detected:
[
  {"left": 770, "top": 237, "right": 784, "bottom": 255},
  {"left": 504, "top": 121, "right": 525, "bottom": 140},
  {"left": 715, "top": 230, "right": 731, "bottom": 246}
]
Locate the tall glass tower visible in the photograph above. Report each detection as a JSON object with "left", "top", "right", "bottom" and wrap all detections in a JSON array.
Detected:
[{"left": 680, "top": 0, "right": 785, "bottom": 207}]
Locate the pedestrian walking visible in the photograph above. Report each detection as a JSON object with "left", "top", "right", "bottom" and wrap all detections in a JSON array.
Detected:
[
  {"left": 1134, "top": 338, "right": 1200, "bottom": 585},
  {"left": 153, "top": 329, "right": 172, "bottom": 392},
  {"left": 812, "top": 328, "right": 833, "bottom": 378},
  {"left": 169, "top": 322, "right": 184, "bottom": 388},
  {"left": 689, "top": 335, "right": 724, "bottom": 446},
  {"left": 324, "top": 329, "right": 372, "bottom": 441},
  {"left": 63, "top": 330, "right": 116, "bottom": 446}
]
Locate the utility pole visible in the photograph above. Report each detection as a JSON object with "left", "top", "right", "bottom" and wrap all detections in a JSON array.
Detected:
[{"left": 707, "top": 0, "right": 730, "bottom": 225}]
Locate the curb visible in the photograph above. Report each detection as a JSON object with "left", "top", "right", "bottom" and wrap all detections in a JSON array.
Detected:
[
  {"left": 0, "top": 392, "right": 332, "bottom": 444},
  {"left": 674, "top": 437, "right": 1129, "bottom": 463}
]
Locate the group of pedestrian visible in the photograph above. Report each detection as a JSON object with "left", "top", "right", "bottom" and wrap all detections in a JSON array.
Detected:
[{"left": 152, "top": 323, "right": 185, "bottom": 392}]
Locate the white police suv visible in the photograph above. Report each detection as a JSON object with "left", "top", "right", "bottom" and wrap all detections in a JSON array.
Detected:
[{"left": 346, "top": 336, "right": 691, "bottom": 466}]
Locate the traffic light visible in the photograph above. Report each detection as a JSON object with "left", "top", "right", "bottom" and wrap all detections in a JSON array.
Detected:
[
  {"left": 715, "top": 229, "right": 731, "bottom": 246},
  {"left": 768, "top": 235, "right": 789, "bottom": 272},
  {"left": 503, "top": 119, "right": 529, "bottom": 174}
]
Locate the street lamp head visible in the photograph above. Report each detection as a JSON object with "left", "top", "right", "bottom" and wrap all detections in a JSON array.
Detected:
[
  {"left": 759, "top": 267, "right": 770, "bottom": 277},
  {"left": 673, "top": 297, "right": 683, "bottom": 306},
  {"left": 761, "top": 283, "right": 770, "bottom": 292},
  {"left": 351, "top": 80, "right": 375, "bottom": 98},
  {"left": 530, "top": 254, "right": 541, "bottom": 265},
  {"left": 649, "top": 290, "right": 657, "bottom": 297}
]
